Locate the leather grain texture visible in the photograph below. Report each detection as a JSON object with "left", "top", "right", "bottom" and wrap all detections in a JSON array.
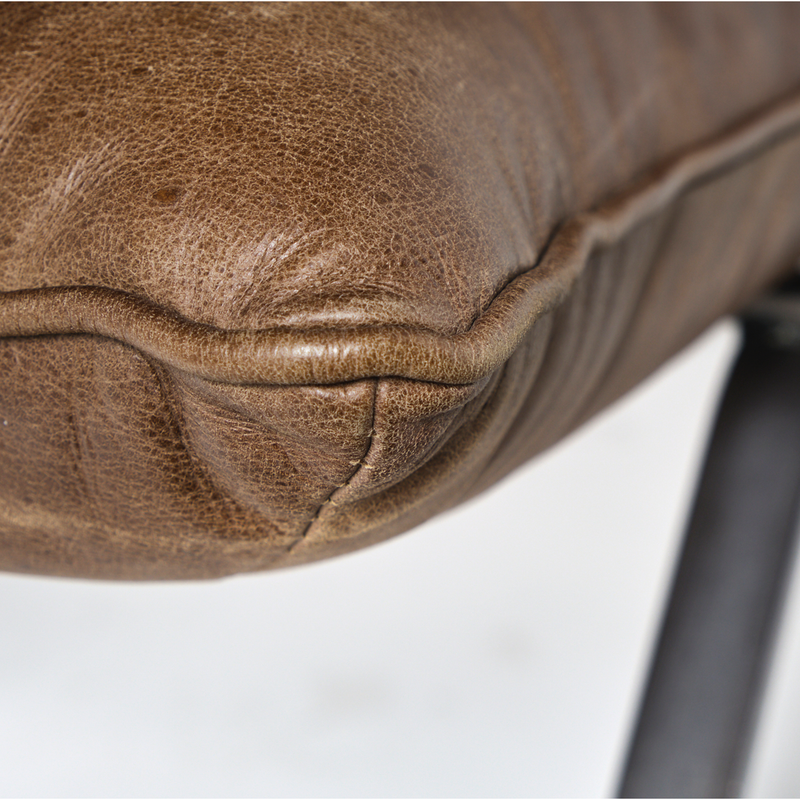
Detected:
[{"left": 3, "top": 3, "right": 800, "bottom": 578}]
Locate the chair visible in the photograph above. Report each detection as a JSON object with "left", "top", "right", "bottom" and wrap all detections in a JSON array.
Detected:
[{"left": 3, "top": 4, "right": 800, "bottom": 794}]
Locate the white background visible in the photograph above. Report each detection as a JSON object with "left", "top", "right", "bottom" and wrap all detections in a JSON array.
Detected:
[{"left": 1, "top": 319, "right": 799, "bottom": 797}]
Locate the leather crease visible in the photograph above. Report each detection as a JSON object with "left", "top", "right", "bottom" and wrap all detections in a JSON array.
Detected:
[{"left": 290, "top": 378, "right": 379, "bottom": 551}]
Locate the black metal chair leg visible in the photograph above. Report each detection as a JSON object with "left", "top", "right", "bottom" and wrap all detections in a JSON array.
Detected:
[{"left": 618, "top": 303, "right": 800, "bottom": 798}]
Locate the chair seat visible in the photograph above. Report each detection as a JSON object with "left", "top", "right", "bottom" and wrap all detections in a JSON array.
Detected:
[{"left": 3, "top": 3, "right": 800, "bottom": 578}]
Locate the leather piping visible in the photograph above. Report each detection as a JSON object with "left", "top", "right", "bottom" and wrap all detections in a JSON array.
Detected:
[{"left": 3, "top": 94, "right": 800, "bottom": 387}]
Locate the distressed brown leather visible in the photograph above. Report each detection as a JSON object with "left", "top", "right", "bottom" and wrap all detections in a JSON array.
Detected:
[{"left": 3, "top": 3, "right": 800, "bottom": 579}]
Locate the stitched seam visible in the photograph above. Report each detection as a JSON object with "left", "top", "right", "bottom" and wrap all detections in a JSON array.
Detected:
[{"left": 289, "top": 377, "right": 379, "bottom": 550}]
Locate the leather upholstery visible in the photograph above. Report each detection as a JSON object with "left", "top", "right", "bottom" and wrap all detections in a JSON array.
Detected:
[{"left": 3, "top": 3, "right": 800, "bottom": 578}]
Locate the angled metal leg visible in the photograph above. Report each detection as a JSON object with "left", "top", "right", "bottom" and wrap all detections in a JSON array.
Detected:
[{"left": 618, "top": 290, "right": 800, "bottom": 798}]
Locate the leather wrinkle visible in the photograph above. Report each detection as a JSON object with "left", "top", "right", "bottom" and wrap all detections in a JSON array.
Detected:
[
  {"left": 457, "top": 347, "right": 532, "bottom": 506},
  {"left": 565, "top": 201, "right": 684, "bottom": 435},
  {"left": 64, "top": 400, "right": 96, "bottom": 522},
  {"left": 142, "top": 354, "right": 237, "bottom": 530}
]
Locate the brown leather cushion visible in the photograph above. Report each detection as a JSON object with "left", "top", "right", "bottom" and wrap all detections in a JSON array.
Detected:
[{"left": 3, "top": 3, "right": 800, "bottom": 579}]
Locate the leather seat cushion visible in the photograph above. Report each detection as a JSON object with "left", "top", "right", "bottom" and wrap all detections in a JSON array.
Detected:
[{"left": 3, "top": 3, "right": 800, "bottom": 578}]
